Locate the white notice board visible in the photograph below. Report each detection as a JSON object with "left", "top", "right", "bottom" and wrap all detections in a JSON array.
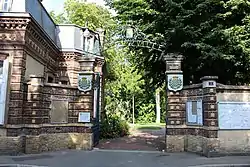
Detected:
[
  {"left": 78, "top": 112, "right": 91, "bottom": 123},
  {"left": 186, "top": 99, "right": 203, "bottom": 125},
  {"left": 218, "top": 102, "right": 250, "bottom": 129}
]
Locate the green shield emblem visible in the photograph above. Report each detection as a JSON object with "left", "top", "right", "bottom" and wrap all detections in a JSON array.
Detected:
[
  {"left": 78, "top": 75, "right": 92, "bottom": 92},
  {"left": 168, "top": 74, "right": 183, "bottom": 92}
]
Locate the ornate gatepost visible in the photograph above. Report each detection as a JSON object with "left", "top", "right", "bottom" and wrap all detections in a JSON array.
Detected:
[
  {"left": 77, "top": 57, "right": 95, "bottom": 121},
  {"left": 164, "top": 53, "right": 185, "bottom": 152},
  {"left": 77, "top": 56, "right": 104, "bottom": 146}
]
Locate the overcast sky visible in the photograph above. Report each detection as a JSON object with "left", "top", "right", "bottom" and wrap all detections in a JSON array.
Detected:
[{"left": 42, "top": 0, "right": 108, "bottom": 14}]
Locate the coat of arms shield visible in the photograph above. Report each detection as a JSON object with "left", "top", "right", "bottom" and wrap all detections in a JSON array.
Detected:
[
  {"left": 167, "top": 74, "right": 183, "bottom": 92},
  {"left": 78, "top": 74, "right": 92, "bottom": 92}
]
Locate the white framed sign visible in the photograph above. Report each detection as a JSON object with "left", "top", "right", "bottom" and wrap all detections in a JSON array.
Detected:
[
  {"left": 78, "top": 112, "right": 91, "bottom": 123},
  {"left": 218, "top": 102, "right": 250, "bottom": 129},
  {"left": 186, "top": 99, "right": 203, "bottom": 125},
  {"left": 78, "top": 74, "right": 92, "bottom": 92},
  {"left": 167, "top": 74, "right": 183, "bottom": 92}
]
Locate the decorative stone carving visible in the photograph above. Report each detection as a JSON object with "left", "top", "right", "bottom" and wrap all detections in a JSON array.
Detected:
[
  {"left": 0, "top": 17, "right": 30, "bottom": 30},
  {"left": 62, "top": 52, "right": 79, "bottom": 60},
  {"left": 95, "top": 58, "right": 105, "bottom": 67}
]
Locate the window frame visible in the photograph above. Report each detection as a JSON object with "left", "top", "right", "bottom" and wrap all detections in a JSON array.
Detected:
[{"left": 0, "top": 0, "right": 12, "bottom": 12}]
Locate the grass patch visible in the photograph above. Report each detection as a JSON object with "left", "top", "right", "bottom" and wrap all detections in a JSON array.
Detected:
[
  {"left": 130, "top": 123, "right": 165, "bottom": 130},
  {"left": 136, "top": 126, "right": 162, "bottom": 130}
]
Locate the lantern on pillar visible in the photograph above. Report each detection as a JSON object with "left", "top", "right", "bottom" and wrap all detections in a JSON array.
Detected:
[{"left": 125, "top": 26, "right": 134, "bottom": 39}]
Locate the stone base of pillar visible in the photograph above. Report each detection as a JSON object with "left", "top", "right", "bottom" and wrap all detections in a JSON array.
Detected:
[
  {"left": 166, "top": 134, "right": 220, "bottom": 157},
  {"left": 166, "top": 135, "right": 185, "bottom": 152},
  {"left": 202, "top": 137, "right": 220, "bottom": 157}
]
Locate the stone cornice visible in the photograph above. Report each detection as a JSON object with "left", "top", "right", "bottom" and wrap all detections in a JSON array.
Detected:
[
  {"left": 0, "top": 17, "right": 29, "bottom": 44},
  {"left": 60, "top": 52, "right": 81, "bottom": 61},
  {"left": 0, "top": 17, "right": 30, "bottom": 30},
  {"left": 217, "top": 83, "right": 250, "bottom": 91},
  {"left": 0, "top": 15, "right": 60, "bottom": 71},
  {"left": 25, "top": 16, "right": 60, "bottom": 60}
]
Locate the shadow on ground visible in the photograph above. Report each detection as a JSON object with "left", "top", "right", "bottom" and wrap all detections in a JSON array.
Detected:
[{"left": 96, "top": 127, "right": 166, "bottom": 151}]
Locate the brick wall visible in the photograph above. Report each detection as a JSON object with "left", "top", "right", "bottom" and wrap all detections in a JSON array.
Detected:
[
  {"left": 166, "top": 76, "right": 250, "bottom": 157},
  {"left": 2, "top": 80, "right": 96, "bottom": 154}
]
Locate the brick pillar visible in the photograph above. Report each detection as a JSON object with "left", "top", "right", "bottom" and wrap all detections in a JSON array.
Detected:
[
  {"left": 166, "top": 91, "right": 185, "bottom": 152},
  {"left": 23, "top": 75, "right": 45, "bottom": 124},
  {"left": 8, "top": 51, "right": 26, "bottom": 125},
  {"left": 78, "top": 57, "right": 95, "bottom": 119},
  {"left": 164, "top": 54, "right": 185, "bottom": 152},
  {"left": 200, "top": 76, "right": 219, "bottom": 157}
]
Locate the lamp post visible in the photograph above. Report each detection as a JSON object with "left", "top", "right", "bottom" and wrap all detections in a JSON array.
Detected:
[
  {"left": 124, "top": 25, "right": 135, "bottom": 125},
  {"left": 83, "top": 28, "right": 91, "bottom": 53},
  {"left": 125, "top": 26, "right": 134, "bottom": 39}
]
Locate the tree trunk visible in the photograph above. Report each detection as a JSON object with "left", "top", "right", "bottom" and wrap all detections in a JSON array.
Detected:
[{"left": 156, "top": 89, "right": 161, "bottom": 124}]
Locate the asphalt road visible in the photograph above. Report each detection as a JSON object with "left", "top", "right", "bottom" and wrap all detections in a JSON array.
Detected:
[{"left": 0, "top": 149, "right": 250, "bottom": 167}]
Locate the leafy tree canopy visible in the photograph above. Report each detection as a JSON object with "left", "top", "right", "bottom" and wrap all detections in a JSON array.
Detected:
[
  {"left": 106, "top": 0, "right": 250, "bottom": 87},
  {"left": 50, "top": 0, "right": 159, "bottom": 123},
  {"left": 50, "top": 0, "right": 115, "bottom": 31}
]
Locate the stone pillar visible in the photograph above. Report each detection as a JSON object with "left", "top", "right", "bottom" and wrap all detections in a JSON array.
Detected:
[
  {"left": 78, "top": 57, "right": 95, "bottom": 119},
  {"left": 164, "top": 54, "right": 185, "bottom": 152},
  {"left": 23, "top": 75, "right": 45, "bottom": 124},
  {"left": 200, "top": 76, "right": 219, "bottom": 157}
]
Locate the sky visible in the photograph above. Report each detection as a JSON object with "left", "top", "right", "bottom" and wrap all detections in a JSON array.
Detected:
[{"left": 42, "top": 0, "right": 108, "bottom": 14}]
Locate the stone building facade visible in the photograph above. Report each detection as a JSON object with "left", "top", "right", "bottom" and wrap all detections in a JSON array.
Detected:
[{"left": 0, "top": 0, "right": 104, "bottom": 154}]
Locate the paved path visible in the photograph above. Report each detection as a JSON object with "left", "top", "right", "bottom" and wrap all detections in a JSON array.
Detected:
[
  {"left": 96, "top": 127, "right": 166, "bottom": 151},
  {"left": 0, "top": 150, "right": 250, "bottom": 167}
]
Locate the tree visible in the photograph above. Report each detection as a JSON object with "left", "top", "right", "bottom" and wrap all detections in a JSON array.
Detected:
[
  {"left": 106, "top": 0, "right": 250, "bottom": 87},
  {"left": 64, "top": 0, "right": 115, "bottom": 30},
  {"left": 104, "top": 47, "right": 146, "bottom": 121},
  {"left": 50, "top": 0, "right": 164, "bottom": 123},
  {"left": 49, "top": 11, "right": 68, "bottom": 24}
]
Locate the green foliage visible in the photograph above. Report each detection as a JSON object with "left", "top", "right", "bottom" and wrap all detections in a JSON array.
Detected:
[
  {"left": 136, "top": 103, "right": 156, "bottom": 123},
  {"left": 50, "top": 0, "right": 165, "bottom": 125},
  {"left": 50, "top": 0, "right": 115, "bottom": 31},
  {"left": 159, "top": 85, "right": 167, "bottom": 123},
  {"left": 104, "top": 47, "right": 147, "bottom": 123},
  {"left": 64, "top": 0, "right": 115, "bottom": 30},
  {"left": 106, "top": 0, "right": 250, "bottom": 87},
  {"left": 100, "top": 115, "right": 130, "bottom": 139},
  {"left": 49, "top": 11, "right": 68, "bottom": 24}
]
